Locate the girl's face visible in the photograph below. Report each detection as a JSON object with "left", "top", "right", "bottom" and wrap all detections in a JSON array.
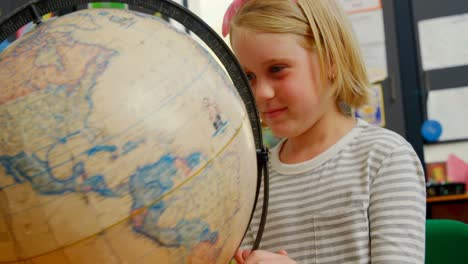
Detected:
[{"left": 232, "top": 29, "right": 335, "bottom": 138}]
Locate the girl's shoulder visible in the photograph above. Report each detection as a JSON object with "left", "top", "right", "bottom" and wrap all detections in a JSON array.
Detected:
[
  {"left": 355, "top": 118, "right": 413, "bottom": 150},
  {"left": 347, "top": 119, "right": 421, "bottom": 169}
]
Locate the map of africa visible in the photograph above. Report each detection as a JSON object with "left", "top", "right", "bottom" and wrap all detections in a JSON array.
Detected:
[{"left": 0, "top": 8, "right": 257, "bottom": 264}]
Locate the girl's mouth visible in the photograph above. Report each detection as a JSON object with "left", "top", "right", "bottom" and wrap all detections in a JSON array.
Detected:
[{"left": 263, "top": 107, "right": 287, "bottom": 120}]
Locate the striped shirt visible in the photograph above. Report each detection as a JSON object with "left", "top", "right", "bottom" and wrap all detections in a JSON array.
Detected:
[{"left": 241, "top": 119, "right": 426, "bottom": 263}]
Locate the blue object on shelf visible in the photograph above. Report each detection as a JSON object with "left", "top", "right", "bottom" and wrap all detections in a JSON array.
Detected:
[{"left": 421, "top": 119, "right": 442, "bottom": 142}]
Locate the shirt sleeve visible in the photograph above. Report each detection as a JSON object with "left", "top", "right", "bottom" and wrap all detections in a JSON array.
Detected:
[{"left": 369, "top": 143, "right": 426, "bottom": 263}]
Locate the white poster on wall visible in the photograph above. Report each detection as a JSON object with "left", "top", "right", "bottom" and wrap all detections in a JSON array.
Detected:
[
  {"left": 338, "top": 0, "right": 381, "bottom": 14},
  {"left": 347, "top": 7, "right": 387, "bottom": 82},
  {"left": 418, "top": 13, "right": 468, "bottom": 71},
  {"left": 427, "top": 86, "right": 468, "bottom": 141}
]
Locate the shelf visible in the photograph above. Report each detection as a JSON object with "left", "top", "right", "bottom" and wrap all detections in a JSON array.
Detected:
[{"left": 427, "top": 194, "right": 468, "bottom": 203}]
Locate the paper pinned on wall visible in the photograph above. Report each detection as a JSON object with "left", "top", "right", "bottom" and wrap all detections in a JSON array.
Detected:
[
  {"left": 427, "top": 86, "right": 468, "bottom": 141},
  {"left": 354, "top": 84, "right": 386, "bottom": 127},
  {"left": 340, "top": 0, "right": 387, "bottom": 81},
  {"left": 338, "top": 0, "right": 381, "bottom": 14},
  {"left": 348, "top": 8, "right": 387, "bottom": 80},
  {"left": 446, "top": 154, "right": 468, "bottom": 188},
  {"left": 418, "top": 13, "right": 468, "bottom": 71}
]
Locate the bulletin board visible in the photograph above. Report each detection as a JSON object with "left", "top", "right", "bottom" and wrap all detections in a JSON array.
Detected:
[
  {"left": 338, "top": 1, "right": 387, "bottom": 127},
  {"left": 412, "top": 0, "right": 468, "bottom": 143}
]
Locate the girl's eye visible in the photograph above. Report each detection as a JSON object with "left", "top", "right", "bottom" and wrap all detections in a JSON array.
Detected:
[
  {"left": 270, "top": 65, "right": 285, "bottom": 74},
  {"left": 246, "top": 72, "right": 256, "bottom": 82}
]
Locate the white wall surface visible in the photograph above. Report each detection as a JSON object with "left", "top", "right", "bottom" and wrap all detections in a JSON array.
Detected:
[
  {"left": 424, "top": 143, "right": 468, "bottom": 163},
  {"left": 188, "top": 0, "right": 230, "bottom": 38}
]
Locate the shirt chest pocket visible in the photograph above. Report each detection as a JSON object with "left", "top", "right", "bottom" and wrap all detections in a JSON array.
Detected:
[{"left": 312, "top": 203, "right": 370, "bottom": 264}]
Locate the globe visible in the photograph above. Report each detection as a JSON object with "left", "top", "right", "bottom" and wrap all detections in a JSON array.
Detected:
[{"left": 0, "top": 8, "right": 258, "bottom": 264}]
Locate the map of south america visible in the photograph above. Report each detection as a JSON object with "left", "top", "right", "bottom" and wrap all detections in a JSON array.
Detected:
[{"left": 129, "top": 153, "right": 218, "bottom": 249}]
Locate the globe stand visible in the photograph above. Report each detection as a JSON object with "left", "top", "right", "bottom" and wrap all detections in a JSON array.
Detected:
[{"left": 0, "top": 0, "right": 270, "bottom": 251}]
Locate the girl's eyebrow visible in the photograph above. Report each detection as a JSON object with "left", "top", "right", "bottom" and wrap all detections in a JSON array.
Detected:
[{"left": 261, "top": 58, "right": 292, "bottom": 66}]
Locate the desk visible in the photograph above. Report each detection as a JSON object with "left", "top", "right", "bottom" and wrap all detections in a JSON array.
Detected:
[{"left": 427, "top": 194, "right": 468, "bottom": 223}]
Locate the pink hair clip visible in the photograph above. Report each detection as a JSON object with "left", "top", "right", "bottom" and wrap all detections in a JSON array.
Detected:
[
  {"left": 222, "top": 0, "right": 298, "bottom": 37},
  {"left": 222, "top": 0, "right": 249, "bottom": 37}
]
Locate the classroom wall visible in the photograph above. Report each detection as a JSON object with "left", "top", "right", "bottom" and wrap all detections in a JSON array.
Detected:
[
  {"left": 188, "top": 0, "right": 230, "bottom": 38},
  {"left": 188, "top": 0, "right": 468, "bottom": 165},
  {"left": 424, "top": 143, "right": 468, "bottom": 163}
]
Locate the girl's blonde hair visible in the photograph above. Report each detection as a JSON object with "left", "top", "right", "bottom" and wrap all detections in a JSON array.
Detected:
[{"left": 230, "top": 0, "right": 369, "bottom": 110}]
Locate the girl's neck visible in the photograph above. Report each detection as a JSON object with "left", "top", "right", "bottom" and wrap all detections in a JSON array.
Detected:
[{"left": 279, "top": 107, "right": 356, "bottom": 164}]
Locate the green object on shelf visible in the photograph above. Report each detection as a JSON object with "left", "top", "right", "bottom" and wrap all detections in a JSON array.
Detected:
[
  {"left": 425, "top": 219, "right": 468, "bottom": 264},
  {"left": 89, "top": 2, "right": 127, "bottom": 9}
]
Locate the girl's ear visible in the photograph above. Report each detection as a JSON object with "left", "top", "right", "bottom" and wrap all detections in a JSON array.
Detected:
[
  {"left": 328, "top": 56, "right": 337, "bottom": 81},
  {"left": 328, "top": 64, "right": 337, "bottom": 81}
]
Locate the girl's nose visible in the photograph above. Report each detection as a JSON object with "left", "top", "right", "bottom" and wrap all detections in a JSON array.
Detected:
[{"left": 254, "top": 80, "right": 275, "bottom": 101}]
